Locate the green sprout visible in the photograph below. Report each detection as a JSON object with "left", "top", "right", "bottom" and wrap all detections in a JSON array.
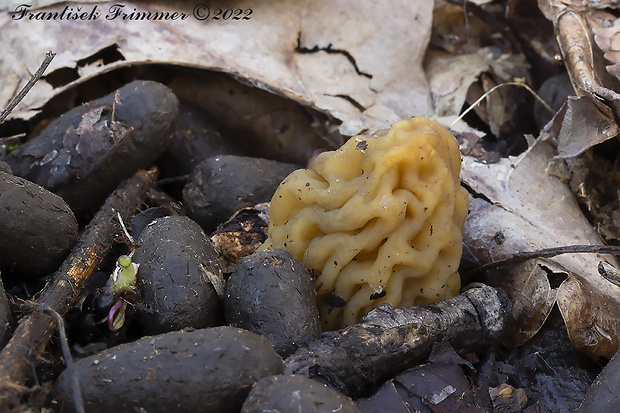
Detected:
[
  {"left": 107, "top": 253, "right": 139, "bottom": 332},
  {"left": 111, "top": 254, "right": 139, "bottom": 295}
]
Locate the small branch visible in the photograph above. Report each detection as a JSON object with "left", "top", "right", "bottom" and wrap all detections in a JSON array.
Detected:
[
  {"left": 19, "top": 302, "right": 85, "bottom": 413},
  {"left": 0, "top": 51, "right": 56, "bottom": 124},
  {"left": 0, "top": 168, "right": 157, "bottom": 395},
  {"left": 284, "top": 284, "right": 509, "bottom": 397},
  {"left": 465, "top": 244, "right": 620, "bottom": 276},
  {"left": 451, "top": 81, "right": 554, "bottom": 128}
]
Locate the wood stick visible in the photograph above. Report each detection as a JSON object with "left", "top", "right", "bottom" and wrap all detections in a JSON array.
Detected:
[
  {"left": 284, "top": 284, "right": 510, "bottom": 397},
  {"left": 0, "top": 168, "right": 157, "bottom": 395},
  {"left": 465, "top": 244, "right": 620, "bottom": 276},
  {"left": 0, "top": 51, "right": 56, "bottom": 124}
]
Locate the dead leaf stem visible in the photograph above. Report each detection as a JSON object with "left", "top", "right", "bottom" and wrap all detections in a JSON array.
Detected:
[
  {"left": 555, "top": 10, "right": 620, "bottom": 115},
  {"left": 452, "top": 81, "right": 553, "bottom": 128},
  {"left": 0, "top": 51, "right": 55, "bottom": 124},
  {"left": 466, "top": 244, "right": 620, "bottom": 276}
]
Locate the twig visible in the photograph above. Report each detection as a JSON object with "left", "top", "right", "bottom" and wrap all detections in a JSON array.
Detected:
[
  {"left": 0, "top": 168, "right": 157, "bottom": 404},
  {"left": 451, "top": 81, "right": 554, "bottom": 128},
  {"left": 465, "top": 244, "right": 620, "bottom": 276},
  {"left": 284, "top": 284, "right": 509, "bottom": 397},
  {"left": 19, "top": 302, "right": 85, "bottom": 413},
  {"left": 0, "top": 51, "right": 56, "bottom": 124}
]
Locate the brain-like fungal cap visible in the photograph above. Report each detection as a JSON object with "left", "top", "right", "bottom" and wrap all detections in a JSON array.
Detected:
[{"left": 259, "top": 117, "right": 469, "bottom": 330}]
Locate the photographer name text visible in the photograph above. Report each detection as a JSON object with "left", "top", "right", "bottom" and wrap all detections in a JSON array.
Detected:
[{"left": 11, "top": 4, "right": 253, "bottom": 22}]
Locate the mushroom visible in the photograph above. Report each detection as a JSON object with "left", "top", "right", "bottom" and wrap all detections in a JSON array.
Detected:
[{"left": 260, "top": 117, "right": 469, "bottom": 330}]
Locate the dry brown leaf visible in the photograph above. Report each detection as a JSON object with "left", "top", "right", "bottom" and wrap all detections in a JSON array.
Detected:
[
  {"left": 463, "top": 138, "right": 620, "bottom": 359},
  {"left": 425, "top": 50, "right": 489, "bottom": 117},
  {"left": 0, "top": 0, "right": 434, "bottom": 136},
  {"left": 537, "top": 4, "right": 620, "bottom": 157},
  {"left": 555, "top": 10, "right": 620, "bottom": 114},
  {"left": 552, "top": 96, "right": 620, "bottom": 158},
  {"left": 425, "top": 46, "right": 529, "bottom": 132},
  {"left": 484, "top": 259, "right": 557, "bottom": 348}
]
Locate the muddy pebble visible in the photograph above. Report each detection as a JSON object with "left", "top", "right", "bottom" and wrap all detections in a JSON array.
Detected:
[
  {"left": 0, "top": 171, "right": 77, "bottom": 277},
  {"left": 54, "top": 326, "right": 283, "bottom": 413},
  {"left": 129, "top": 206, "right": 169, "bottom": 240},
  {"left": 183, "top": 155, "right": 298, "bottom": 231},
  {"left": 4, "top": 80, "right": 178, "bottom": 214},
  {"left": 133, "top": 216, "right": 224, "bottom": 334},
  {"left": 224, "top": 249, "right": 321, "bottom": 357},
  {"left": 242, "top": 375, "right": 360, "bottom": 413},
  {"left": 157, "top": 102, "right": 232, "bottom": 178}
]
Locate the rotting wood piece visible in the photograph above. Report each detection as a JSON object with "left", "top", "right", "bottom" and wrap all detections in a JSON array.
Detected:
[
  {"left": 284, "top": 283, "right": 510, "bottom": 398},
  {"left": 0, "top": 168, "right": 157, "bottom": 399}
]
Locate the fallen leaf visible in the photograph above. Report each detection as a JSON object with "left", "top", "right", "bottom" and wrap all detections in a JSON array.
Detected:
[
  {"left": 462, "top": 138, "right": 620, "bottom": 359},
  {"left": 485, "top": 259, "right": 557, "bottom": 348},
  {"left": 552, "top": 96, "right": 620, "bottom": 158},
  {"left": 0, "top": 0, "right": 434, "bottom": 136},
  {"left": 425, "top": 50, "right": 491, "bottom": 117},
  {"left": 539, "top": 5, "right": 620, "bottom": 156}
]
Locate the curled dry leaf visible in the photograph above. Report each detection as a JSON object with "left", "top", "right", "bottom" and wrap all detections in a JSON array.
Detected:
[
  {"left": 538, "top": 3, "right": 620, "bottom": 157},
  {"left": 551, "top": 96, "right": 620, "bottom": 159},
  {"left": 425, "top": 50, "right": 491, "bottom": 118}
]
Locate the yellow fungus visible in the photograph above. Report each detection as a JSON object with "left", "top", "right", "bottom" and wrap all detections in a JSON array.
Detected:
[{"left": 260, "top": 117, "right": 469, "bottom": 330}]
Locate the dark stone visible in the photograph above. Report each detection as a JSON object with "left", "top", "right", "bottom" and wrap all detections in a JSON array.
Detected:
[
  {"left": 183, "top": 155, "right": 297, "bottom": 231},
  {"left": 4, "top": 80, "right": 178, "bottom": 214},
  {"left": 157, "top": 102, "right": 232, "bottom": 178},
  {"left": 54, "top": 326, "right": 283, "bottom": 413},
  {"left": 129, "top": 206, "right": 169, "bottom": 241},
  {"left": 224, "top": 249, "right": 321, "bottom": 357},
  {"left": 0, "top": 171, "right": 77, "bottom": 277},
  {"left": 133, "top": 216, "right": 224, "bottom": 334}
]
